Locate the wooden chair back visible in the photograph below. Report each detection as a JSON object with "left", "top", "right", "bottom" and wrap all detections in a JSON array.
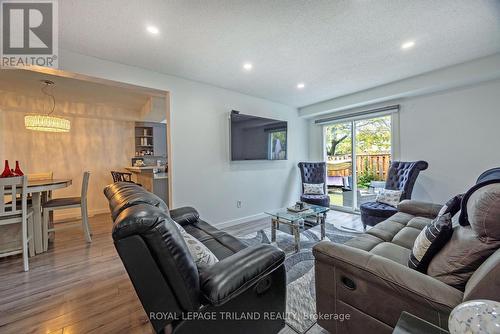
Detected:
[
  {"left": 0, "top": 176, "right": 28, "bottom": 218},
  {"left": 28, "top": 172, "right": 53, "bottom": 181}
]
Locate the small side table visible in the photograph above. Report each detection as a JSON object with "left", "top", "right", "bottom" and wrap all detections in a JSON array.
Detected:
[{"left": 393, "top": 312, "right": 449, "bottom": 334}]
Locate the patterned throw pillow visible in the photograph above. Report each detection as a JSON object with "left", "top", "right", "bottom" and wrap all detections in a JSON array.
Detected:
[
  {"left": 408, "top": 213, "right": 453, "bottom": 273},
  {"left": 172, "top": 221, "right": 219, "bottom": 266},
  {"left": 437, "top": 194, "right": 463, "bottom": 217},
  {"left": 303, "top": 183, "right": 324, "bottom": 195},
  {"left": 375, "top": 189, "right": 403, "bottom": 207}
]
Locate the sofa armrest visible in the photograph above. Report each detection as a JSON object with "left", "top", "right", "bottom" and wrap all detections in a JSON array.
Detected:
[
  {"left": 199, "top": 244, "right": 285, "bottom": 306},
  {"left": 169, "top": 206, "right": 200, "bottom": 226},
  {"left": 397, "top": 200, "right": 443, "bottom": 219},
  {"left": 313, "top": 241, "right": 463, "bottom": 311}
]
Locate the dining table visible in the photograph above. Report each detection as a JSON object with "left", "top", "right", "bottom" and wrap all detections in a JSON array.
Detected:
[{"left": 27, "top": 178, "right": 72, "bottom": 254}]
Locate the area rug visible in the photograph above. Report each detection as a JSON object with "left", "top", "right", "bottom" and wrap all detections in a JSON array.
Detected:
[{"left": 238, "top": 221, "right": 360, "bottom": 333}]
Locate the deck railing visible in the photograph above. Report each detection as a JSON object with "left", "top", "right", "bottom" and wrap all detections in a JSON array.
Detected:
[{"left": 327, "top": 153, "right": 391, "bottom": 181}]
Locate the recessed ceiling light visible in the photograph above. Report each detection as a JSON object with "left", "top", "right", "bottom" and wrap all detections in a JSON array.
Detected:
[
  {"left": 243, "top": 63, "right": 253, "bottom": 71},
  {"left": 146, "top": 25, "right": 159, "bottom": 35},
  {"left": 401, "top": 41, "right": 415, "bottom": 50},
  {"left": 297, "top": 83, "right": 305, "bottom": 89}
]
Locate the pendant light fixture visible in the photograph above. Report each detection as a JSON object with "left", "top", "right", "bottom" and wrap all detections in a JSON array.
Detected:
[{"left": 24, "top": 80, "right": 70, "bottom": 132}]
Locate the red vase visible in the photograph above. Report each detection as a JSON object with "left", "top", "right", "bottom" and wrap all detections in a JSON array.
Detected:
[
  {"left": 1, "top": 160, "right": 14, "bottom": 178},
  {"left": 14, "top": 161, "right": 24, "bottom": 176}
]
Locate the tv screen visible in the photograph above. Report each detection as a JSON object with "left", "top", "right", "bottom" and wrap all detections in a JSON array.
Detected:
[{"left": 230, "top": 111, "right": 287, "bottom": 161}]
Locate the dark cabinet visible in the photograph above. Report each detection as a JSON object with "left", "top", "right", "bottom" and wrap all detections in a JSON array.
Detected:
[
  {"left": 135, "top": 122, "right": 167, "bottom": 158},
  {"left": 153, "top": 124, "right": 167, "bottom": 157}
]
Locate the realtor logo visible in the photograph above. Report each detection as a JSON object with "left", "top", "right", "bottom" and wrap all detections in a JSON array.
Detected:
[{"left": 1, "top": 0, "right": 58, "bottom": 68}]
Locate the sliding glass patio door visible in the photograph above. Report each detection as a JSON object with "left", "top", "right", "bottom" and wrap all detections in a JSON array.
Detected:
[
  {"left": 324, "top": 121, "right": 354, "bottom": 209},
  {"left": 324, "top": 114, "right": 392, "bottom": 212}
]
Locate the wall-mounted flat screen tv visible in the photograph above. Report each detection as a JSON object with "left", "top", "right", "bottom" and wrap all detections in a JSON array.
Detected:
[{"left": 230, "top": 111, "right": 287, "bottom": 161}]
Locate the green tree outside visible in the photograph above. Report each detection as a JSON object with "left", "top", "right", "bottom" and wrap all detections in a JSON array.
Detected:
[
  {"left": 325, "top": 116, "right": 391, "bottom": 188},
  {"left": 325, "top": 116, "right": 391, "bottom": 157}
]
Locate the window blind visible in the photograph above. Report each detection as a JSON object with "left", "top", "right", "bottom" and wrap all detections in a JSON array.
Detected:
[{"left": 314, "top": 104, "right": 400, "bottom": 125}]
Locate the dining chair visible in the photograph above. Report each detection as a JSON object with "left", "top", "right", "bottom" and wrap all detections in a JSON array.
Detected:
[
  {"left": 42, "top": 172, "right": 92, "bottom": 251},
  {"left": 8, "top": 172, "right": 54, "bottom": 204},
  {"left": 111, "top": 171, "right": 133, "bottom": 182},
  {"left": 27, "top": 172, "right": 55, "bottom": 202},
  {"left": 0, "top": 176, "right": 34, "bottom": 271},
  {"left": 28, "top": 172, "right": 53, "bottom": 181},
  {"left": 27, "top": 172, "right": 55, "bottom": 246},
  {"left": 110, "top": 171, "right": 142, "bottom": 186}
]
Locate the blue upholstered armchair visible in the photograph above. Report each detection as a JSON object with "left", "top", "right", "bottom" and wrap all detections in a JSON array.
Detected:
[
  {"left": 298, "top": 162, "right": 330, "bottom": 207},
  {"left": 360, "top": 160, "right": 428, "bottom": 229}
]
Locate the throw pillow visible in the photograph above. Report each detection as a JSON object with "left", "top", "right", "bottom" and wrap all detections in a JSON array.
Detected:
[
  {"left": 459, "top": 179, "right": 500, "bottom": 226},
  {"left": 408, "top": 213, "right": 453, "bottom": 273},
  {"left": 437, "top": 194, "right": 463, "bottom": 217},
  {"left": 303, "top": 183, "right": 324, "bottom": 195},
  {"left": 375, "top": 189, "right": 403, "bottom": 207},
  {"left": 427, "top": 183, "right": 500, "bottom": 290},
  {"left": 427, "top": 225, "right": 500, "bottom": 290},
  {"left": 173, "top": 221, "right": 219, "bottom": 266}
]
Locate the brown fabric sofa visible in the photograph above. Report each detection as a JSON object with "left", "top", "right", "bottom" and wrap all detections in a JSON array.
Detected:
[{"left": 313, "top": 200, "right": 500, "bottom": 334}]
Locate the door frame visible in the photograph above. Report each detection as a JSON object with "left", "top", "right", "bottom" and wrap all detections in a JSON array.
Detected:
[
  {"left": 16, "top": 65, "right": 174, "bottom": 208},
  {"left": 321, "top": 110, "right": 400, "bottom": 213}
]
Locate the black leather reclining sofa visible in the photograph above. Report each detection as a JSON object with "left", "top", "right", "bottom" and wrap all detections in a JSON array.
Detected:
[{"left": 104, "top": 182, "right": 286, "bottom": 334}]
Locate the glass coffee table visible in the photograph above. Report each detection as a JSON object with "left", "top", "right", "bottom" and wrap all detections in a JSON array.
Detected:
[
  {"left": 393, "top": 312, "right": 449, "bottom": 334},
  {"left": 265, "top": 205, "right": 329, "bottom": 252}
]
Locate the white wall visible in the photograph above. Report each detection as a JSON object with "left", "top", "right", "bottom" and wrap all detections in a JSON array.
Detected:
[
  {"left": 58, "top": 50, "right": 308, "bottom": 225},
  {"left": 300, "top": 54, "right": 500, "bottom": 117},
  {"left": 0, "top": 106, "right": 135, "bottom": 220},
  {"left": 398, "top": 79, "right": 500, "bottom": 203},
  {"left": 308, "top": 78, "right": 500, "bottom": 204}
]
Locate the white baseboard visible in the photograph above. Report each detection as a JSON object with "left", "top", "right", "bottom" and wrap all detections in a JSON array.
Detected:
[
  {"left": 212, "top": 207, "right": 286, "bottom": 229},
  {"left": 212, "top": 213, "right": 266, "bottom": 229}
]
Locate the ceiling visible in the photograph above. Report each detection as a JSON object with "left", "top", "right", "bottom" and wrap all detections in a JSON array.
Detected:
[
  {"left": 0, "top": 70, "right": 148, "bottom": 109},
  {"left": 0, "top": 69, "right": 166, "bottom": 122},
  {"left": 59, "top": 0, "right": 500, "bottom": 107}
]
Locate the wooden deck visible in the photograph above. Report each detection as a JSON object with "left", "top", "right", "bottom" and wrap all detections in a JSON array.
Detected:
[
  {"left": 328, "top": 153, "right": 391, "bottom": 180},
  {"left": 0, "top": 211, "right": 360, "bottom": 333}
]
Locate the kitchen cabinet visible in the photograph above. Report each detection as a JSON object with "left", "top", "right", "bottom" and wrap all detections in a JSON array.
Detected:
[{"left": 135, "top": 122, "right": 167, "bottom": 158}]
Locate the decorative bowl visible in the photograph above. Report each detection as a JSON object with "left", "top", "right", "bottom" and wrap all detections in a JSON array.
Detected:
[{"left": 449, "top": 299, "right": 500, "bottom": 334}]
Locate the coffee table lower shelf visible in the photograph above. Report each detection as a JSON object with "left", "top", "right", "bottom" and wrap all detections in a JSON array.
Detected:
[{"left": 270, "top": 212, "right": 327, "bottom": 253}]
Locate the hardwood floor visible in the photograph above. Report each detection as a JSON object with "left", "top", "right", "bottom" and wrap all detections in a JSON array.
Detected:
[
  {"left": 0, "top": 210, "right": 361, "bottom": 334},
  {"left": 0, "top": 214, "right": 153, "bottom": 334}
]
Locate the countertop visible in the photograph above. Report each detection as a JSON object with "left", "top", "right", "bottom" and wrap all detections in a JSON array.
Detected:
[
  {"left": 125, "top": 167, "right": 168, "bottom": 180},
  {"left": 126, "top": 166, "right": 166, "bottom": 172}
]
